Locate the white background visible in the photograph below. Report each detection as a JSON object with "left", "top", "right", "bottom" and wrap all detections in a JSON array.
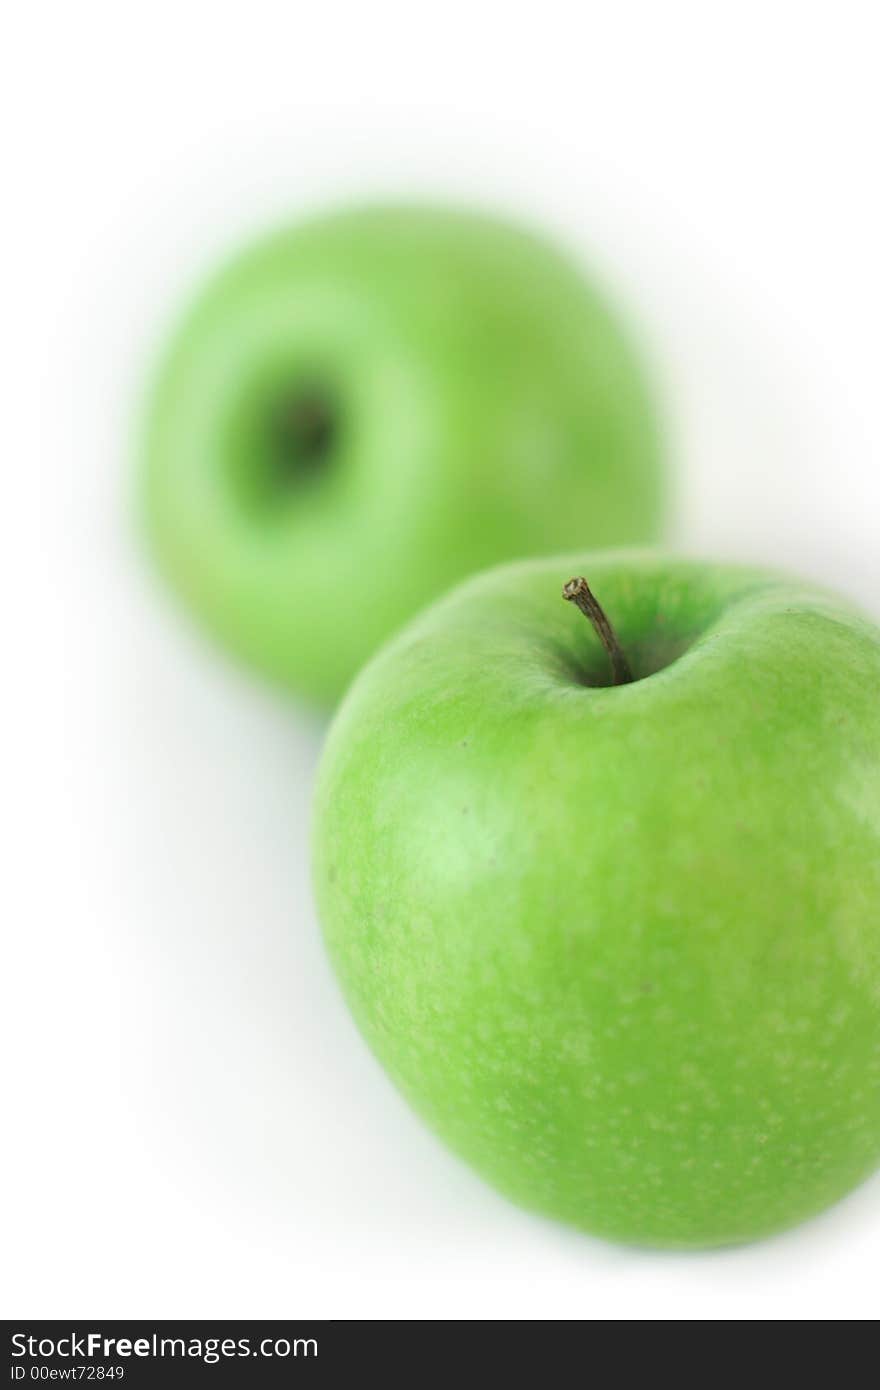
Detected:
[{"left": 5, "top": 2, "right": 880, "bottom": 1321}]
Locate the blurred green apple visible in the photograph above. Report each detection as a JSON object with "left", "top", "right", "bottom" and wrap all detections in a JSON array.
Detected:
[
  {"left": 313, "top": 551, "right": 880, "bottom": 1246},
  {"left": 143, "top": 205, "right": 663, "bottom": 703}
]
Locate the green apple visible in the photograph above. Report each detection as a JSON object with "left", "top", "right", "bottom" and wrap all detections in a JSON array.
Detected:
[
  {"left": 312, "top": 551, "right": 880, "bottom": 1247},
  {"left": 143, "top": 205, "right": 663, "bottom": 704}
]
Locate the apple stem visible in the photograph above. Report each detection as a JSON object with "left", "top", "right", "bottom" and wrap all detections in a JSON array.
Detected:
[{"left": 562, "top": 577, "right": 633, "bottom": 686}]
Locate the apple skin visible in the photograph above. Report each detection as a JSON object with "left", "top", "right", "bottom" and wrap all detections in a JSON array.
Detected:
[
  {"left": 143, "top": 205, "right": 663, "bottom": 704},
  {"left": 312, "top": 551, "right": 880, "bottom": 1247}
]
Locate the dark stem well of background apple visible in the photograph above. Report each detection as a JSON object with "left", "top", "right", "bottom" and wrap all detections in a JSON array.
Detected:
[
  {"left": 563, "top": 577, "right": 633, "bottom": 686},
  {"left": 268, "top": 384, "right": 338, "bottom": 490}
]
